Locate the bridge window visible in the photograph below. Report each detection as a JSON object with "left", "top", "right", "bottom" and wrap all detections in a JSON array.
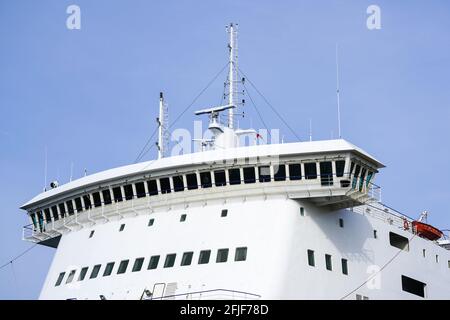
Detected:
[
  {"left": 336, "top": 160, "right": 346, "bottom": 177},
  {"left": 288, "top": 164, "right": 301, "bottom": 180},
  {"left": 304, "top": 162, "right": 317, "bottom": 180},
  {"left": 401, "top": 275, "right": 426, "bottom": 298},
  {"left": 103, "top": 262, "right": 115, "bottom": 276},
  {"left": 325, "top": 254, "right": 332, "bottom": 271},
  {"left": 78, "top": 267, "right": 88, "bottom": 281},
  {"left": 366, "top": 171, "right": 374, "bottom": 187},
  {"left": 173, "top": 176, "right": 184, "bottom": 192},
  {"left": 181, "top": 252, "right": 193, "bottom": 266},
  {"left": 117, "top": 260, "right": 129, "bottom": 274},
  {"left": 132, "top": 258, "right": 144, "bottom": 272},
  {"left": 113, "top": 187, "right": 123, "bottom": 202},
  {"left": 216, "top": 248, "right": 229, "bottom": 263},
  {"left": 341, "top": 259, "right": 348, "bottom": 275},
  {"left": 164, "top": 254, "right": 176, "bottom": 268},
  {"left": 389, "top": 232, "right": 409, "bottom": 251},
  {"left": 359, "top": 168, "right": 367, "bottom": 191},
  {"left": 123, "top": 184, "right": 134, "bottom": 200},
  {"left": 92, "top": 192, "right": 101, "bottom": 207},
  {"left": 352, "top": 164, "right": 361, "bottom": 189},
  {"left": 148, "top": 255, "right": 160, "bottom": 270},
  {"left": 135, "top": 182, "right": 146, "bottom": 198},
  {"left": 243, "top": 167, "right": 256, "bottom": 184},
  {"left": 349, "top": 162, "right": 355, "bottom": 178},
  {"left": 258, "top": 166, "right": 271, "bottom": 182},
  {"left": 90, "top": 265, "right": 101, "bottom": 279},
  {"left": 58, "top": 203, "right": 66, "bottom": 217},
  {"left": 66, "top": 270, "right": 76, "bottom": 284},
  {"left": 51, "top": 206, "right": 59, "bottom": 221},
  {"left": 44, "top": 208, "right": 51, "bottom": 222},
  {"left": 198, "top": 250, "right": 211, "bottom": 264},
  {"left": 214, "top": 170, "right": 226, "bottom": 186},
  {"left": 160, "top": 177, "right": 171, "bottom": 194},
  {"left": 83, "top": 194, "right": 92, "bottom": 209},
  {"left": 235, "top": 247, "right": 247, "bottom": 261},
  {"left": 200, "top": 172, "right": 212, "bottom": 188},
  {"left": 147, "top": 180, "right": 158, "bottom": 196},
  {"left": 307, "top": 250, "right": 315, "bottom": 266},
  {"left": 186, "top": 173, "right": 198, "bottom": 190},
  {"left": 74, "top": 197, "right": 83, "bottom": 212},
  {"left": 228, "top": 168, "right": 241, "bottom": 185},
  {"left": 274, "top": 164, "right": 286, "bottom": 181},
  {"left": 102, "top": 189, "right": 112, "bottom": 205},
  {"left": 320, "top": 161, "right": 333, "bottom": 186},
  {"left": 55, "top": 272, "right": 65, "bottom": 286}
]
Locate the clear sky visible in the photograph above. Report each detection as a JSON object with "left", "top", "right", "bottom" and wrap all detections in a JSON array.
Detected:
[{"left": 1, "top": 0, "right": 449, "bottom": 299}]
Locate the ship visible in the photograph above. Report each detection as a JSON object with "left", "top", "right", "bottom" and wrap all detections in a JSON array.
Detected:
[{"left": 20, "top": 23, "right": 450, "bottom": 300}]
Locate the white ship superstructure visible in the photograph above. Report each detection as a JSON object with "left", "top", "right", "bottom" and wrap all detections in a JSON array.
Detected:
[{"left": 20, "top": 24, "right": 450, "bottom": 300}]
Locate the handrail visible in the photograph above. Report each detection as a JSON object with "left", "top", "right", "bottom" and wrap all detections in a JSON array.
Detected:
[{"left": 146, "top": 288, "right": 261, "bottom": 300}]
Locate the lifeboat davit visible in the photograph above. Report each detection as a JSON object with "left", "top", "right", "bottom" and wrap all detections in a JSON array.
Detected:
[{"left": 412, "top": 221, "right": 443, "bottom": 241}]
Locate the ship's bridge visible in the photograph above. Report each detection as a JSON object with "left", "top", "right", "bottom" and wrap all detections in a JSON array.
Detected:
[{"left": 20, "top": 139, "right": 384, "bottom": 248}]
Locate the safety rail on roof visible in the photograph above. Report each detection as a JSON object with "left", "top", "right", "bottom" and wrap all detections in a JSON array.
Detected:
[{"left": 143, "top": 288, "right": 261, "bottom": 300}]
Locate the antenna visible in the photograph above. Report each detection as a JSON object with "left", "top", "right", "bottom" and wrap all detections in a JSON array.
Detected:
[
  {"left": 226, "top": 23, "right": 238, "bottom": 129},
  {"left": 157, "top": 92, "right": 169, "bottom": 159},
  {"left": 309, "top": 118, "right": 313, "bottom": 142},
  {"left": 335, "top": 44, "right": 342, "bottom": 139},
  {"left": 70, "top": 162, "right": 74, "bottom": 182}
]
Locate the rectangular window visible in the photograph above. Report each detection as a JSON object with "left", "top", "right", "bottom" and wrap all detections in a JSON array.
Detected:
[
  {"left": 235, "top": 247, "right": 247, "bottom": 262},
  {"left": 300, "top": 207, "right": 305, "bottom": 216},
  {"left": 89, "top": 230, "right": 95, "bottom": 238},
  {"left": 173, "top": 176, "right": 184, "bottom": 192},
  {"left": 135, "top": 182, "right": 146, "bottom": 198},
  {"left": 132, "top": 258, "right": 144, "bottom": 272},
  {"left": 148, "top": 255, "right": 160, "bottom": 270},
  {"left": 274, "top": 164, "right": 286, "bottom": 181},
  {"left": 389, "top": 232, "right": 409, "bottom": 251},
  {"left": 198, "top": 250, "right": 211, "bottom": 264},
  {"left": 58, "top": 203, "right": 66, "bottom": 217},
  {"left": 147, "top": 180, "right": 158, "bottom": 196},
  {"left": 320, "top": 161, "right": 333, "bottom": 186},
  {"left": 78, "top": 267, "right": 88, "bottom": 281},
  {"left": 228, "top": 168, "right": 241, "bottom": 185},
  {"left": 66, "top": 200, "right": 74, "bottom": 215},
  {"left": 51, "top": 205, "right": 59, "bottom": 221},
  {"left": 374, "top": 230, "right": 378, "bottom": 239},
  {"left": 113, "top": 186, "right": 123, "bottom": 202},
  {"left": 352, "top": 164, "right": 361, "bottom": 189},
  {"left": 123, "top": 184, "right": 134, "bottom": 200},
  {"left": 117, "top": 260, "right": 129, "bottom": 274},
  {"left": 336, "top": 160, "right": 346, "bottom": 177},
  {"left": 448, "top": 260, "right": 450, "bottom": 269},
  {"left": 181, "top": 252, "right": 193, "bottom": 266},
  {"left": 103, "top": 262, "right": 115, "bottom": 276},
  {"left": 359, "top": 168, "right": 367, "bottom": 191},
  {"left": 200, "top": 172, "right": 212, "bottom": 188},
  {"left": 66, "top": 270, "right": 76, "bottom": 284},
  {"left": 55, "top": 272, "right": 65, "bottom": 286},
  {"left": 325, "top": 254, "right": 332, "bottom": 271},
  {"left": 92, "top": 192, "right": 101, "bottom": 207},
  {"left": 304, "top": 162, "right": 317, "bottom": 180},
  {"left": 44, "top": 208, "right": 51, "bottom": 222},
  {"left": 258, "top": 166, "right": 271, "bottom": 182},
  {"left": 90, "top": 265, "right": 101, "bottom": 279},
  {"left": 148, "top": 218, "right": 154, "bottom": 226},
  {"left": 401, "top": 275, "right": 426, "bottom": 298},
  {"left": 339, "top": 218, "right": 344, "bottom": 228},
  {"left": 160, "top": 177, "right": 171, "bottom": 194},
  {"left": 436, "top": 255, "right": 439, "bottom": 263},
  {"left": 216, "top": 248, "right": 229, "bottom": 263},
  {"left": 221, "top": 209, "right": 228, "bottom": 217},
  {"left": 243, "top": 167, "right": 256, "bottom": 184},
  {"left": 102, "top": 189, "right": 112, "bottom": 205},
  {"left": 83, "top": 195, "right": 92, "bottom": 210},
  {"left": 74, "top": 197, "right": 83, "bottom": 212},
  {"left": 349, "top": 162, "right": 355, "bottom": 178},
  {"left": 180, "top": 214, "right": 187, "bottom": 222},
  {"left": 214, "top": 170, "right": 226, "bottom": 186},
  {"left": 307, "top": 250, "right": 315, "bottom": 266},
  {"left": 186, "top": 173, "right": 198, "bottom": 190},
  {"left": 341, "top": 259, "right": 348, "bottom": 275},
  {"left": 164, "top": 254, "right": 176, "bottom": 268},
  {"left": 119, "top": 224, "right": 125, "bottom": 232},
  {"left": 289, "top": 164, "right": 302, "bottom": 180}
]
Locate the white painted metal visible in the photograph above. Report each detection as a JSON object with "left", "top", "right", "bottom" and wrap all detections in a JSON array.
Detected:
[
  {"left": 157, "top": 92, "right": 169, "bottom": 159},
  {"left": 227, "top": 23, "right": 238, "bottom": 129}
]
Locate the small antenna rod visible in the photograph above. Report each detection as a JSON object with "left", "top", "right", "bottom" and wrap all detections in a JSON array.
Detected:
[
  {"left": 309, "top": 118, "right": 313, "bottom": 142},
  {"left": 335, "top": 44, "right": 342, "bottom": 139},
  {"left": 70, "top": 162, "right": 74, "bottom": 182}
]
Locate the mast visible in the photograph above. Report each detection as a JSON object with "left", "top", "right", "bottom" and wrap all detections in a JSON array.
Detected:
[
  {"left": 227, "top": 23, "right": 238, "bottom": 129},
  {"left": 157, "top": 92, "right": 169, "bottom": 159}
]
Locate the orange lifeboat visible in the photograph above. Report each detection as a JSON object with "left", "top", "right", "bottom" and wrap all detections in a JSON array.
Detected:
[{"left": 412, "top": 221, "right": 443, "bottom": 241}]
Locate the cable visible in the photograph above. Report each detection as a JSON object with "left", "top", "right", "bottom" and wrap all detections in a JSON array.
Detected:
[
  {"left": 237, "top": 67, "right": 302, "bottom": 142},
  {"left": 0, "top": 244, "right": 37, "bottom": 271},
  {"left": 339, "top": 233, "right": 417, "bottom": 300},
  {"left": 134, "top": 62, "right": 230, "bottom": 163}
]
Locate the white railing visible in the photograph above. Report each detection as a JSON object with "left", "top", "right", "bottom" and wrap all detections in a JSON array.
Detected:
[{"left": 144, "top": 289, "right": 261, "bottom": 300}]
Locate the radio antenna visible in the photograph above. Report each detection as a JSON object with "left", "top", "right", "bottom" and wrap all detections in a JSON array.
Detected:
[{"left": 335, "top": 44, "right": 342, "bottom": 139}]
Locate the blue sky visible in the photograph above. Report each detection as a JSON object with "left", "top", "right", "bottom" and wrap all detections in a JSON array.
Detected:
[{"left": 1, "top": 0, "right": 449, "bottom": 299}]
